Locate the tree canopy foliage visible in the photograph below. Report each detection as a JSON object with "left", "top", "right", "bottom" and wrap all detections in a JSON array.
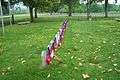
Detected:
[
  {"left": 60, "top": 0, "right": 79, "bottom": 16},
  {"left": 8, "top": 0, "right": 120, "bottom": 22}
]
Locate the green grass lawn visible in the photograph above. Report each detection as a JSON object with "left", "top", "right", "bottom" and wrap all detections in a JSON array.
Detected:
[{"left": 0, "top": 17, "right": 120, "bottom": 80}]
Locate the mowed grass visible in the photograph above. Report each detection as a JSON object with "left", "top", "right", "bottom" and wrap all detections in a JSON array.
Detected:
[{"left": 0, "top": 17, "right": 120, "bottom": 80}]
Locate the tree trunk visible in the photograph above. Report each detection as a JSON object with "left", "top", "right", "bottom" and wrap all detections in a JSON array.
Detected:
[
  {"left": 68, "top": 4, "right": 72, "bottom": 16},
  {"left": 34, "top": 8, "right": 38, "bottom": 18},
  {"left": 50, "top": 11, "right": 52, "bottom": 15},
  {"left": 86, "top": 0, "right": 90, "bottom": 20},
  {"left": 11, "top": 14, "right": 15, "bottom": 24},
  {"left": 105, "top": 0, "right": 108, "bottom": 18},
  {"left": 29, "top": 7, "right": 34, "bottom": 22}
]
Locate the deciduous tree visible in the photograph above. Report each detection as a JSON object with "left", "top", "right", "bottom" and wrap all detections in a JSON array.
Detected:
[{"left": 61, "top": 0, "right": 79, "bottom": 16}]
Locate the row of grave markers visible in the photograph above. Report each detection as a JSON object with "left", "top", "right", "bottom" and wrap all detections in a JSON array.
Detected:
[{"left": 41, "top": 20, "right": 69, "bottom": 67}]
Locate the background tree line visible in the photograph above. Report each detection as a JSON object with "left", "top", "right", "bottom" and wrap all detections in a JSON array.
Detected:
[{"left": 9, "top": 0, "right": 119, "bottom": 22}]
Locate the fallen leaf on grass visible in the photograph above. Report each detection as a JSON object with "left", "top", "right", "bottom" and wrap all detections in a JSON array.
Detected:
[
  {"left": 100, "top": 78, "right": 103, "bottom": 80},
  {"left": 108, "top": 69, "right": 113, "bottom": 72},
  {"left": 58, "top": 71, "right": 61, "bottom": 74},
  {"left": 29, "top": 45, "right": 32, "bottom": 47},
  {"left": 101, "top": 70, "right": 106, "bottom": 73},
  {"left": 111, "top": 58, "right": 117, "bottom": 62},
  {"left": 80, "top": 40, "right": 83, "bottom": 43},
  {"left": 89, "top": 63, "right": 96, "bottom": 66},
  {"left": 113, "top": 64, "right": 117, "bottom": 67},
  {"left": 113, "top": 43, "right": 116, "bottom": 46},
  {"left": 89, "top": 63, "right": 102, "bottom": 68},
  {"left": 1, "top": 69, "right": 7, "bottom": 75},
  {"left": 25, "top": 35, "right": 27, "bottom": 37},
  {"left": 7, "top": 67, "right": 11, "bottom": 70},
  {"left": 111, "top": 60, "right": 114, "bottom": 62},
  {"left": 93, "top": 51, "right": 98, "bottom": 54},
  {"left": 74, "top": 67, "right": 78, "bottom": 70},
  {"left": 71, "top": 56, "right": 74, "bottom": 59},
  {"left": 2, "top": 72, "right": 5, "bottom": 75},
  {"left": 65, "top": 53, "right": 67, "bottom": 54},
  {"left": 94, "top": 56, "right": 98, "bottom": 60},
  {"left": 103, "top": 41, "right": 106, "bottom": 44},
  {"left": 68, "top": 52, "right": 71, "bottom": 55},
  {"left": 98, "top": 46, "right": 101, "bottom": 48},
  {"left": 79, "top": 62, "right": 83, "bottom": 66},
  {"left": 97, "top": 64, "right": 102, "bottom": 69},
  {"left": 47, "top": 73, "right": 50, "bottom": 78},
  {"left": 72, "top": 78, "right": 75, "bottom": 80},
  {"left": 108, "top": 56, "right": 111, "bottom": 59},
  {"left": 78, "top": 58, "right": 82, "bottom": 61},
  {"left": 21, "top": 58, "right": 24, "bottom": 61},
  {"left": 81, "top": 60, "right": 85, "bottom": 62},
  {"left": 22, "top": 60, "right": 26, "bottom": 64},
  {"left": 98, "top": 49, "right": 101, "bottom": 51},
  {"left": 115, "top": 68, "right": 120, "bottom": 73},
  {"left": 113, "top": 54, "right": 115, "bottom": 56},
  {"left": 82, "top": 74, "right": 90, "bottom": 79}
]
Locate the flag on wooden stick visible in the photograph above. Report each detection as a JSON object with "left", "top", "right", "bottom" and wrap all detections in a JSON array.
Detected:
[
  {"left": 41, "top": 51, "right": 47, "bottom": 66},
  {"left": 41, "top": 20, "right": 68, "bottom": 67}
]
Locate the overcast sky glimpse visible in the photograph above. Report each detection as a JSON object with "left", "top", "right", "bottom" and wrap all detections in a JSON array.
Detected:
[{"left": 108, "top": 0, "right": 120, "bottom": 4}]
